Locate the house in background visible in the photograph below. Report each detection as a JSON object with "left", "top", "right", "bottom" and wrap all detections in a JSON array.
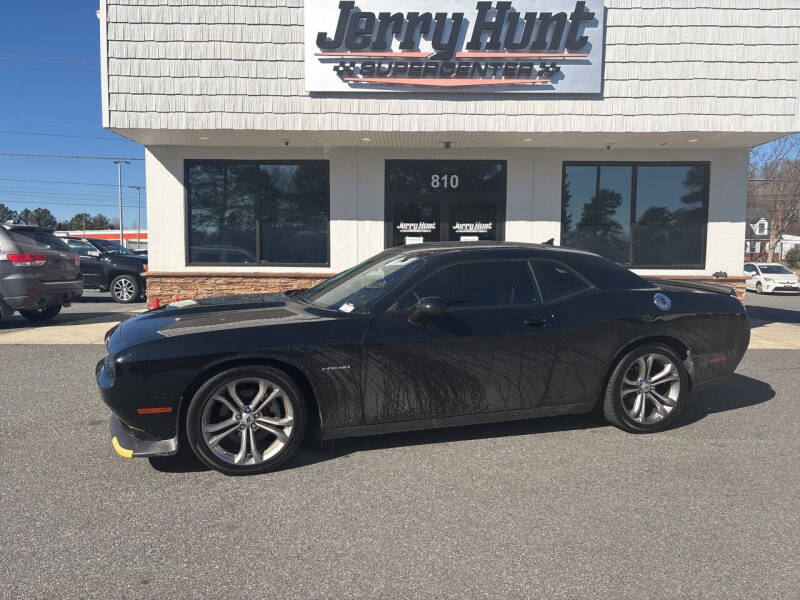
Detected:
[{"left": 743, "top": 216, "right": 800, "bottom": 262}]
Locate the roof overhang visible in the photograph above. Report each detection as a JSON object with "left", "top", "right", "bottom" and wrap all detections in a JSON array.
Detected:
[{"left": 111, "top": 129, "right": 788, "bottom": 150}]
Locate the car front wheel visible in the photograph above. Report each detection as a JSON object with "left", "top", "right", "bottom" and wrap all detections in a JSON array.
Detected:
[
  {"left": 110, "top": 274, "right": 140, "bottom": 303},
  {"left": 756, "top": 282, "right": 763, "bottom": 294},
  {"left": 19, "top": 304, "right": 62, "bottom": 322},
  {"left": 185, "top": 366, "right": 307, "bottom": 475},
  {"left": 602, "top": 343, "right": 689, "bottom": 433}
]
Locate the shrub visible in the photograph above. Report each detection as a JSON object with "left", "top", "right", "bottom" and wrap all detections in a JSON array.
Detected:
[{"left": 785, "top": 246, "right": 800, "bottom": 269}]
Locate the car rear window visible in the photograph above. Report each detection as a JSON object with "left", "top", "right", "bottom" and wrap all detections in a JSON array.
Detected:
[{"left": 6, "top": 230, "right": 72, "bottom": 253}]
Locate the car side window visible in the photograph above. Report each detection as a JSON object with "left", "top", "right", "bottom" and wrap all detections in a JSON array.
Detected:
[
  {"left": 67, "top": 239, "right": 97, "bottom": 256},
  {"left": 395, "top": 261, "right": 540, "bottom": 310},
  {"left": 531, "top": 261, "right": 590, "bottom": 302}
]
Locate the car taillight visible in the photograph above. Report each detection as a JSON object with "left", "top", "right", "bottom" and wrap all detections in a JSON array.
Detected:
[
  {"left": 7, "top": 253, "right": 47, "bottom": 267},
  {"left": 74, "top": 255, "right": 81, "bottom": 266}
]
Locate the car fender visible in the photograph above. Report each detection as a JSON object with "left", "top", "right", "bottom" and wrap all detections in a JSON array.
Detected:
[{"left": 178, "top": 351, "right": 326, "bottom": 435}]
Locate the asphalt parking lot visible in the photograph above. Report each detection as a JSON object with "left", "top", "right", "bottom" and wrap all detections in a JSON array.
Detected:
[{"left": 1, "top": 290, "right": 800, "bottom": 598}]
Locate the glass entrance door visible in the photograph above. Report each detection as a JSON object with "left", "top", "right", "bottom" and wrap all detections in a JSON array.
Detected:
[
  {"left": 386, "top": 161, "right": 507, "bottom": 247},
  {"left": 447, "top": 201, "right": 499, "bottom": 242}
]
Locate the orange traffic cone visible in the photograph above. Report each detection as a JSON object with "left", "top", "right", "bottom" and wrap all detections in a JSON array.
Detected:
[{"left": 152, "top": 296, "right": 160, "bottom": 309}]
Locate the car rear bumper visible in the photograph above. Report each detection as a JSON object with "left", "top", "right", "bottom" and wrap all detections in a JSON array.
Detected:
[
  {"left": 110, "top": 415, "right": 178, "bottom": 458},
  {"left": 2, "top": 277, "right": 83, "bottom": 310}
]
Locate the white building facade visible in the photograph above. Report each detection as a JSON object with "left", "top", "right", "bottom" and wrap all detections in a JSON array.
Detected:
[{"left": 98, "top": 0, "right": 800, "bottom": 302}]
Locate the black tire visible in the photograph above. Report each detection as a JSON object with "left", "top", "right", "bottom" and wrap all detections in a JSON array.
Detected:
[
  {"left": 110, "top": 274, "right": 140, "bottom": 304},
  {"left": 755, "top": 281, "right": 763, "bottom": 294},
  {"left": 602, "top": 343, "right": 689, "bottom": 433},
  {"left": 19, "top": 304, "right": 62, "bottom": 322},
  {"left": 185, "top": 366, "right": 307, "bottom": 476}
]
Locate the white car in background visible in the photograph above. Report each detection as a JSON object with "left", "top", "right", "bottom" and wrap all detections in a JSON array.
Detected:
[{"left": 744, "top": 263, "right": 800, "bottom": 294}]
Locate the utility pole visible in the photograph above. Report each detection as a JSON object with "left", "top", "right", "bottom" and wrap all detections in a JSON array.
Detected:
[
  {"left": 113, "top": 160, "right": 130, "bottom": 245},
  {"left": 133, "top": 186, "right": 143, "bottom": 249}
]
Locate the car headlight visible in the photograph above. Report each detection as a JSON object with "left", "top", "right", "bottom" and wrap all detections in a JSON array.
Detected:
[
  {"left": 764, "top": 277, "right": 774, "bottom": 282},
  {"left": 104, "top": 354, "right": 117, "bottom": 379}
]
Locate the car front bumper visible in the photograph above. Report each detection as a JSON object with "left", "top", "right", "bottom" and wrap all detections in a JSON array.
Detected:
[
  {"left": 764, "top": 281, "right": 800, "bottom": 292},
  {"left": 110, "top": 414, "right": 178, "bottom": 458},
  {"left": 97, "top": 357, "right": 180, "bottom": 459}
]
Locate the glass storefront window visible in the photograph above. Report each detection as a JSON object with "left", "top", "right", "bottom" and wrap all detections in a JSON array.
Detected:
[
  {"left": 187, "top": 160, "right": 330, "bottom": 266},
  {"left": 562, "top": 163, "right": 709, "bottom": 268}
]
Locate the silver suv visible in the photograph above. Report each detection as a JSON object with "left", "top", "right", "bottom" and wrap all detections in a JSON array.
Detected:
[{"left": 0, "top": 223, "right": 83, "bottom": 322}]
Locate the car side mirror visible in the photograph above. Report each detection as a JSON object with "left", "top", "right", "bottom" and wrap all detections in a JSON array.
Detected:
[{"left": 409, "top": 296, "right": 447, "bottom": 325}]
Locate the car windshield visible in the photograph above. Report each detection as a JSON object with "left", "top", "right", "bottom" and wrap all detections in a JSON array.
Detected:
[
  {"left": 300, "top": 253, "right": 426, "bottom": 312},
  {"left": 759, "top": 265, "right": 793, "bottom": 275},
  {"left": 92, "top": 239, "right": 137, "bottom": 255}
]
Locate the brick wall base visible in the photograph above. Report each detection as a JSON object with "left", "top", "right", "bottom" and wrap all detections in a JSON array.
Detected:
[
  {"left": 145, "top": 272, "right": 748, "bottom": 309},
  {"left": 145, "top": 272, "right": 333, "bottom": 308}
]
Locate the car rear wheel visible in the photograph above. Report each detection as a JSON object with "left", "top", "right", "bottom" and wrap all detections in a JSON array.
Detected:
[
  {"left": 110, "top": 274, "right": 140, "bottom": 304},
  {"left": 19, "top": 304, "right": 62, "bottom": 322},
  {"left": 186, "top": 366, "right": 307, "bottom": 475},
  {"left": 603, "top": 343, "right": 688, "bottom": 433}
]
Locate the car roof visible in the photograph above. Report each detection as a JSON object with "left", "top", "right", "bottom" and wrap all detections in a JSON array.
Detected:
[
  {"left": 386, "top": 240, "right": 597, "bottom": 259},
  {"left": 1, "top": 223, "right": 55, "bottom": 233}
]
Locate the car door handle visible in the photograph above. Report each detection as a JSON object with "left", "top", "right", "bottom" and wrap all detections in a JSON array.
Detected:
[{"left": 523, "top": 318, "right": 547, "bottom": 327}]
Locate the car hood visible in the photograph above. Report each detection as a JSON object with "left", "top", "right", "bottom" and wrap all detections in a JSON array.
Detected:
[
  {"left": 112, "top": 254, "right": 148, "bottom": 265},
  {"left": 109, "top": 292, "right": 324, "bottom": 351}
]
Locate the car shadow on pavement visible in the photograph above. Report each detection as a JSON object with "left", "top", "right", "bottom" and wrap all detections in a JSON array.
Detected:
[
  {"left": 148, "top": 374, "right": 774, "bottom": 475},
  {"left": 747, "top": 303, "right": 800, "bottom": 328}
]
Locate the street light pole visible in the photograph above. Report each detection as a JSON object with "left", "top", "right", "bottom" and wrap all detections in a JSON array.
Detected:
[
  {"left": 113, "top": 160, "right": 130, "bottom": 245},
  {"left": 134, "top": 186, "right": 142, "bottom": 249}
]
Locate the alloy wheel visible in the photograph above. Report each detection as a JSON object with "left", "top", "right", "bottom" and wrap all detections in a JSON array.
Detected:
[
  {"left": 200, "top": 377, "right": 295, "bottom": 466},
  {"left": 620, "top": 354, "right": 681, "bottom": 425},
  {"left": 113, "top": 277, "right": 136, "bottom": 302}
]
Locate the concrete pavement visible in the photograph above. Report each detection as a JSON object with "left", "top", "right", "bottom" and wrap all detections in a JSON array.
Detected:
[{"left": 0, "top": 291, "right": 143, "bottom": 344}]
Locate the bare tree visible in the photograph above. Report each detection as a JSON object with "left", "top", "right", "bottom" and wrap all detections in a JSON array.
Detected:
[{"left": 749, "top": 134, "right": 800, "bottom": 259}]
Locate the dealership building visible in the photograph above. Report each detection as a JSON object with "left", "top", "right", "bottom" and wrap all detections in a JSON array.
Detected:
[{"left": 98, "top": 0, "right": 800, "bottom": 304}]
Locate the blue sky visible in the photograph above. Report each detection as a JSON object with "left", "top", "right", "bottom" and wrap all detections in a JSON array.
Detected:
[{"left": 0, "top": 0, "right": 146, "bottom": 227}]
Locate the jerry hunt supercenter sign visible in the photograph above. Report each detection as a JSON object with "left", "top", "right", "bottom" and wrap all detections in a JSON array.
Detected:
[{"left": 304, "top": 0, "right": 604, "bottom": 93}]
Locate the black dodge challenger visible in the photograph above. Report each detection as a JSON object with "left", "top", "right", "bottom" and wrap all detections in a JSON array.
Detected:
[{"left": 98, "top": 242, "right": 750, "bottom": 475}]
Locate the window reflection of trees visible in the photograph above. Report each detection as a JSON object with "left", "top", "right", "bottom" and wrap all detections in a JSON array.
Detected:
[
  {"left": 562, "top": 164, "right": 708, "bottom": 268},
  {"left": 188, "top": 162, "right": 329, "bottom": 265}
]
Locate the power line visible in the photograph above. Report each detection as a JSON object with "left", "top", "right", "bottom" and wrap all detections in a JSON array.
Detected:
[
  {"left": 0, "top": 152, "right": 144, "bottom": 161},
  {"left": 0, "top": 199, "right": 143, "bottom": 209},
  {"left": 0, "top": 55, "right": 96, "bottom": 64},
  {"left": 0, "top": 131, "right": 131, "bottom": 142},
  {"left": 0, "top": 177, "right": 144, "bottom": 189},
  {"left": 0, "top": 185, "right": 144, "bottom": 198}
]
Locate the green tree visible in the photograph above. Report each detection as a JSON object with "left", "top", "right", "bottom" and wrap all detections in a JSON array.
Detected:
[
  {"left": 18, "top": 207, "right": 58, "bottom": 230},
  {"left": 0, "top": 202, "right": 18, "bottom": 223},
  {"left": 58, "top": 212, "right": 114, "bottom": 231}
]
